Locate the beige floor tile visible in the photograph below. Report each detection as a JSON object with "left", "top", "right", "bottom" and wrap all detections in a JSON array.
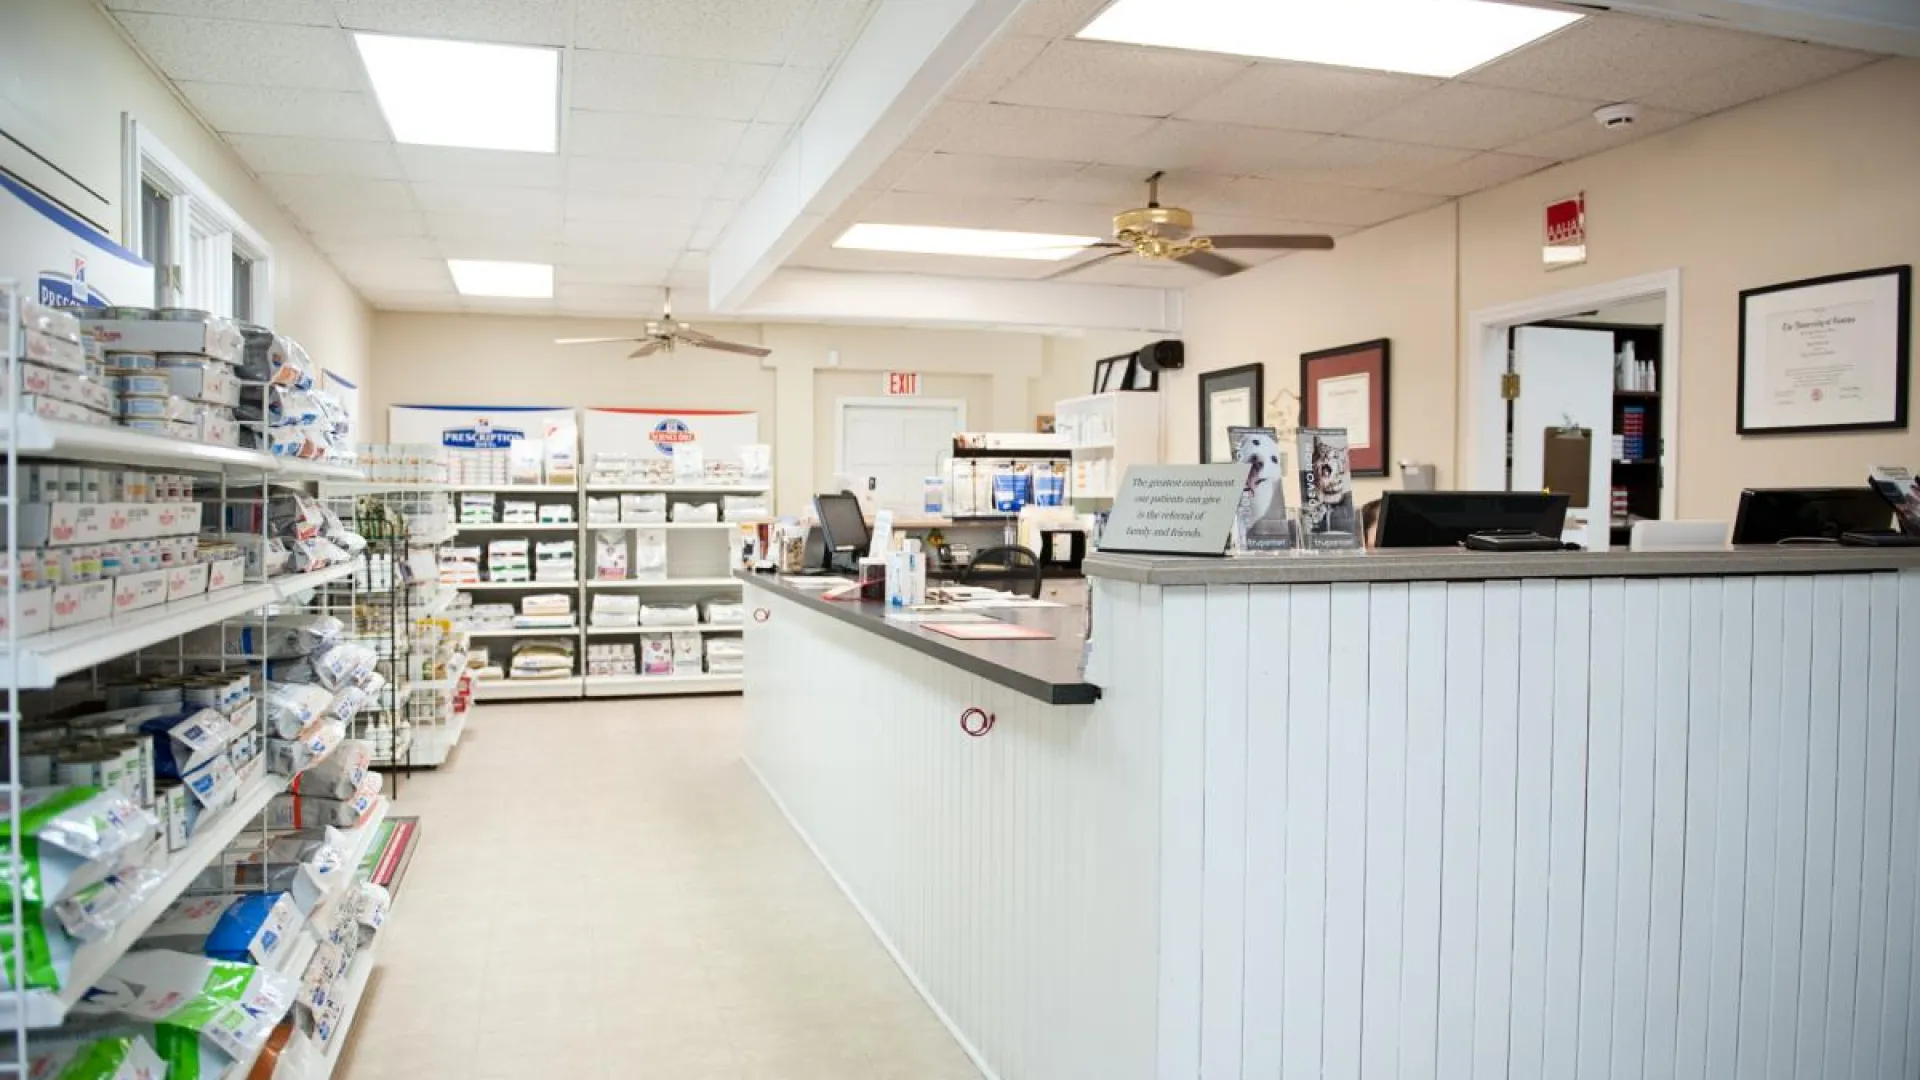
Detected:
[{"left": 334, "top": 699, "right": 978, "bottom": 1080}]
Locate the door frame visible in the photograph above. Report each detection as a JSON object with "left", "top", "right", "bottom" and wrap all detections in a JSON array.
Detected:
[
  {"left": 1462, "top": 269, "right": 1682, "bottom": 522},
  {"left": 833, "top": 396, "right": 970, "bottom": 492}
]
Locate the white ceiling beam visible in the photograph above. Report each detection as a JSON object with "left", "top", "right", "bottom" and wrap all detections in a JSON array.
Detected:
[
  {"left": 733, "top": 268, "right": 1184, "bottom": 333},
  {"left": 1603, "top": 0, "right": 1920, "bottom": 57},
  {"left": 708, "top": 0, "right": 1026, "bottom": 313}
]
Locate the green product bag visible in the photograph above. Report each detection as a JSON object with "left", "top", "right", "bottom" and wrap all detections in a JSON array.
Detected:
[
  {"left": 0, "top": 787, "right": 158, "bottom": 907},
  {"left": 75, "top": 948, "right": 298, "bottom": 1063},
  {"left": 0, "top": 903, "right": 77, "bottom": 991},
  {"left": 26, "top": 1033, "right": 167, "bottom": 1080}
]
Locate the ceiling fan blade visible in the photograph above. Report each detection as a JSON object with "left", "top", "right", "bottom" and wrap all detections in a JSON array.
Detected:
[
  {"left": 679, "top": 333, "right": 772, "bottom": 358},
  {"left": 555, "top": 336, "right": 639, "bottom": 345},
  {"left": 1201, "top": 234, "right": 1337, "bottom": 251},
  {"left": 627, "top": 340, "right": 668, "bottom": 358},
  {"left": 1177, "top": 249, "right": 1248, "bottom": 277},
  {"left": 673, "top": 325, "right": 718, "bottom": 344},
  {"left": 1043, "top": 250, "right": 1132, "bottom": 281}
]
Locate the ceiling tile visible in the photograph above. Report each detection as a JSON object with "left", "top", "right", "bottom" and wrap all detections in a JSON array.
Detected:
[
  {"left": 295, "top": 207, "right": 429, "bottom": 240},
  {"left": 1636, "top": 42, "right": 1879, "bottom": 115},
  {"left": 993, "top": 40, "right": 1251, "bottom": 118},
  {"left": 1211, "top": 178, "right": 1444, "bottom": 227},
  {"left": 1500, "top": 105, "right": 1695, "bottom": 161},
  {"left": 1397, "top": 151, "right": 1555, "bottom": 197},
  {"left": 328, "top": 256, "right": 457, "bottom": 293},
  {"left": 576, "top": 0, "right": 814, "bottom": 66},
  {"left": 1249, "top": 136, "right": 1474, "bottom": 190},
  {"left": 938, "top": 104, "right": 1157, "bottom": 163},
  {"left": 335, "top": 0, "right": 571, "bottom": 46},
  {"left": 1038, "top": 165, "right": 1235, "bottom": 209},
  {"left": 105, "top": 0, "right": 333, "bottom": 24},
  {"left": 1097, "top": 119, "right": 1323, "bottom": 175},
  {"left": 114, "top": 13, "right": 364, "bottom": 90},
  {"left": 784, "top": 0, "right": 878, "bottom": 68},
  {"left": 894, "top": 153, "right": 1087, "bottom": 199},
  {"left": 555, "top": 283, "right": 667, "bottom": 312},
  {"left": 561, "top": 217, "right": 694, "bottom": 249},
  {"left": 413, "top": 182, "right": 563, "bottom": 218},
  {"left": 261, "top": 175, "right": 416, "bottom": 216},
  {"left": 1463, "top": 14, "right": 1779, "bottom": 102},
  {"left": 1005, "top": 200, "right": 1122, "bottom": 237},
  {"left": 570, "top": 50, "right": 779, "bottom": 121},
  {"left": 398, "top": 146, "right": 564, "bottom": 188},
  {"left": 558, "top": 259, "right": 677, "bottom": 287},
  {"left": 430, "top": 212, "right": 565, "bottom": 244},
  {"left": 1188, "top": 212, "right": 1360, "bottom": 239},
  {"left": 901, "top": 101, "right": 979, "bottom": 152},
  {"left": 853, "top": 149, "right": 927, "bottom": 193},
  {"left": 688, "top": 201, "right": 739, "bottom": 249},
  {"left": 565, "top": 191, "right": 707, "bottom": 223},
  {"left": 567, "top": 158, "right": 758, "bottom": 199},
  {"left": 176, "top": 83, "right": 389, "bottom": 142},
  {"left": 1176, "top": 64, "right": 1441, "bottom": 134},
  {"left": 858, "top": 191, "right": 1035, "bottom": 230},
  {"left": 757, "top": 67, "right": 827, "bottom": 124},
  {"left": 1001, "top": 0, "right": 1108, "bottom": 39},
  {"left": 435, "top": 239, "right": 562, "bottom": 264},
  {"left": 1351, "top": 84, "right": 1602, "bottom": 151},
  {"left": 308, "top": 234, "right": 441, "bottom": 261},
  {"left": 228, "top": 134, "right": 403, "bottom": 179},
  {"left": 945, "top": 35, "right": 1049, "bottom": 103},
  {"left": 731, "top": 123, "right": 793, "bottom": 166},
  {"left": 568, "top": 112, "right": 748, "bottom": 163},
  {"left": 359, "top": 288, "right": 461, "bottom": 311}
]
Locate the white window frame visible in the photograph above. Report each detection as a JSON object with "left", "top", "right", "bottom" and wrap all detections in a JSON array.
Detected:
[{"left": 121, "top": 115, "right": 273, "bottom": 323}]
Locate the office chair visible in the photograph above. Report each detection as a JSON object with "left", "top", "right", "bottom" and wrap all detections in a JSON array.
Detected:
[{"left": 961, "top": 545, "right": 1043, "bottom": 599}]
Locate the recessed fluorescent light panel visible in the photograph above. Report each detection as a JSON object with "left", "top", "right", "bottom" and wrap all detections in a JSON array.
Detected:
[
  {"left": 448, "top": 260, "right": 553, "bottom": 298},
  {"left": 1077, "top": 0, "right": 1583, "bottom": 78},
  {"left": 834, "top": 224, "right": 1100, "bottom": 261},
  {"left": 355, "top": 33, "right": 559, "bottom": 153}
]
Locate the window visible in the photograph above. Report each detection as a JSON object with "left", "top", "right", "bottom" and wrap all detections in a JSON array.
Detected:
[{"left": 123, "top": 117, "right": 272, "bottom": 321}]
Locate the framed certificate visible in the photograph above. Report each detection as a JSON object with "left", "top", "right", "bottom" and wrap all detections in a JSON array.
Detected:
[
  {"left": 1300, "top": 338, "right": 1391, "bottom": 476},
  {"left": 1738, "top": 265, "right": 1911, "bottom": 434},
  {"left": 1198, "top": 364, "right": 1262, "bottom": 463}
]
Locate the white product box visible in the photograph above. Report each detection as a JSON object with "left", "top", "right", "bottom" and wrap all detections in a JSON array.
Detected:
[
  {"left": 81, "top": 319, "right": 242, "bottom": 365},
  {"left": 52, "top": 580, "right": 112, "bottom": 629},
  {"left": 206, "top": 556, "right": 245, "bottom": 593},
  {"left": 0, "top": 587, "right": 53, "bottom": 637},
  {"left": 22, "top": 329, "right": 86, "bottom": 373},
  {"left": 198, "top": 414, "right": 240, "bottom": 446},
  {"left": 167, "top": 561, "right": 210, "bottom": 601},
  {"left": 158, "top": 785, "right": 190, "bottom": 851},
  {"left": 160, "top": 363, "right": 241, "bottom": 406},
  {"left": 112, "top": 569, "right": 170, "bottom": 615}
]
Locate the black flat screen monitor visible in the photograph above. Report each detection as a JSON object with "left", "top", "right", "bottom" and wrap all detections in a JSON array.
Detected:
[
  {"left": 1375, "top": 491, "right": 1571, "bottom": 549},
  {"left": 1731, "top": 487, "right": 1891, "bottom": 545},
  {"left": 813, "top": 492, "right": 872, "bottom": 569}
]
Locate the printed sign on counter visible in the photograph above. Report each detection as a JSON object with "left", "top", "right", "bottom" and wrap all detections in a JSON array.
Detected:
[{"left": 1097, "top": 464, "right": 1246, "bottom": 556}]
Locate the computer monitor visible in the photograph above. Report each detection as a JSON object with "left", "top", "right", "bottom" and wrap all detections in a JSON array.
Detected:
[
  {"left": 1730, "top": 487, "right": 1892, "bottom": 545},
  {"left": 813, "top": 492, "right": 872, "bottom": 570},
  {"left": 1375, "top": 491, "right": 1572, "bottom": 549}
]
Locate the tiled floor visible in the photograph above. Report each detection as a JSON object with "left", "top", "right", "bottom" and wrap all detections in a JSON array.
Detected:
[{"left": 334, "top": 697, "right": 982, "bottom": 1080}]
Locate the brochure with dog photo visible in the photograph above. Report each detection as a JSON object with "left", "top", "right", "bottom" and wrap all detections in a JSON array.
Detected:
[
  {"left": 1869, "top": 465, "right": 1920, "bottom": 536},
  {"left": 1229, "top": 426, "right": 1292, "bottom": 551},
  {"left": 1297, "top": 427, "right": 1361, "bottom": 551}
]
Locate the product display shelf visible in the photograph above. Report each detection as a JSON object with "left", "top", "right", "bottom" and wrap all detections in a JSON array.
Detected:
[
  {"left": 588, "top": 521, "right": 761, "bottom": 530},
  {"left": 583, "top": 483, "right": 770, "bottom": 494},
  {"left": 583, "top": 673, "right": 742, "bottom": 697},
  {"left": 455, "top": 522, "right": 578, "bottom": 532},
  {"left": 1053, "top": 391, "right": 1163, "bottom": 503},
  {"left": 449, "top": 483, "right": 575, "bottom": 493},
  {"left": 0, "top": 415, "right": 370, "bottom": 480},
  {"left": 315, "top": 940, "right": 380, "bottom": 1080},
  {"left": 585, "top": 622, "right": 744, "bottom": 635},
  {"left": 585, "top": 577, "right": 741, "bottom": 589},
  {"left": 464, "top": 626, "right": 578, "bottom": 637},
  {"left": 474, "top": 676, "right": 583, "bottom": 701},
  {"left": 0, "top": 771, "right": 285, "bottom": 1029},
  {"left": 319, "top": 482, "right": 453, "bottom": 494},
  {"left": 0, "top": 563, "right": 362, "bottom": 689},
  {"left": 453, "top": 581, "right": 578, "bottom": 591}
]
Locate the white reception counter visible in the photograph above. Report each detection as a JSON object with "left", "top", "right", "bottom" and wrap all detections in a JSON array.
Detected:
[{"left": 741, "top": 547, "right": 1920, "bottom": 1080}]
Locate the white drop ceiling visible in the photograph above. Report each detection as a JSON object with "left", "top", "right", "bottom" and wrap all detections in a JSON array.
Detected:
[{"left": 103, "top": 0, "right": 1880, "bottom": 313}]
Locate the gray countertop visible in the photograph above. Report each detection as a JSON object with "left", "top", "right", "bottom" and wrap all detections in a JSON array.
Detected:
[
  {"left": 1085, "top": 545, "right": 1920, "bottom": 586},
  {"left": 737, "top": 571, "right": 1099, "bottom": 706}
]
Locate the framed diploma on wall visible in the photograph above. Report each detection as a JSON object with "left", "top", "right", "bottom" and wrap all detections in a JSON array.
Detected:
[
  {"left": 1738, "top": 265, "right": 1911, "bottom": 434},
  {"left": 1300, "top": 338, "right": 1391, "bottom": 476},
  {"left": 1198, "top": 364, "right": 1262, "bottom": 463}
]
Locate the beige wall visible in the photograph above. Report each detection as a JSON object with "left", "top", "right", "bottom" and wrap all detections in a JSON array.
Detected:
[
  {"left": 369, "top": 313, "right": 1061, "bottom": 514},
  {"left": 1176, "top": 58, "right": 1920, "bottom": 518},
  {"left": 1169, "top": 204, "right": 1461, "bottom": 503},
  {"left": 1035, "top": 331, "right": 1166, "bottom": 422},
  {"left": 0, "top": 0, "right": 371, "bottom": 386}
]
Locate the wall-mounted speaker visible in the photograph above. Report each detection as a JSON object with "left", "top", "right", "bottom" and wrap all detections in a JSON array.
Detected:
[{"left": 1135, "top": 339, "right": 1185, "bottom": 373}]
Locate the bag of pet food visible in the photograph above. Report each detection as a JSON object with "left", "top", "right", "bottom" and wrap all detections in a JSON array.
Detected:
[
  {"left": 73, "top": 948, "right": 299, "bottom": 1063},
  {"left": 24, "top": 1033, "right": 167, "bottom": 1080},
  {"left": 0, "top": 787, "right": 157, "bottom": 907}
]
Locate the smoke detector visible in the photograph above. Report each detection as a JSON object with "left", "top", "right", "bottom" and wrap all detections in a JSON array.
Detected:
[{"left": 1594, "top": 103, "right": 1640, "bottom": 130}]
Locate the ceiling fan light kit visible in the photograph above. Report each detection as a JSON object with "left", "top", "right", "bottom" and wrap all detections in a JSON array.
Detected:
[{"left": 1047, "top": 171, "right": 1337, "bottom": 281}]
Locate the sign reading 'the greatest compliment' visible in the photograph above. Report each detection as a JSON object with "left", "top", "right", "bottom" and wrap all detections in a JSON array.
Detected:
[{"left": 1097, "top": 464, "right": 1246, "bottom": 556}]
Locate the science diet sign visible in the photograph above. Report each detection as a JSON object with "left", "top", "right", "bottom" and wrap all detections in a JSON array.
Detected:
[{"left": 582, "top": 409, "right": 761, "bottom": 462}]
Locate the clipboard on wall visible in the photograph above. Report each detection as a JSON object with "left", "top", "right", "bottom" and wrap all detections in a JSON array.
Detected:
[{"left": 1542, "top": 427, "right": 1592, "bottom": 509}]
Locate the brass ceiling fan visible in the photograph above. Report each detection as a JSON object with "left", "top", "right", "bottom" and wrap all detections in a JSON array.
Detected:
[
  {"left": 553, "top": 289, "right": 771, "bottom": 358},
  {"left": 1046, "top": 171, "right": 1336, "bottom": 280}
]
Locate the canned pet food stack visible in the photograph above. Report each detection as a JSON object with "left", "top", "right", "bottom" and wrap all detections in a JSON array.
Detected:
[
  {"left": 78, "top": 307, "right": 246, "bottom": 443},
  {"left": 11, "top": 301, "right": 114, "bottom": 426}
]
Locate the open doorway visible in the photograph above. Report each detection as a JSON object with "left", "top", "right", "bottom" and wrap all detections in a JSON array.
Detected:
[{"left": 1464, "top": 271, "right": 1681, "bottom": 553}]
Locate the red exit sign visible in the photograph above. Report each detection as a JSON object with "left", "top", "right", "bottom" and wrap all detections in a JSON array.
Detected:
[{"left": 886, "top": 371, "right": 920, "bottom": 396}]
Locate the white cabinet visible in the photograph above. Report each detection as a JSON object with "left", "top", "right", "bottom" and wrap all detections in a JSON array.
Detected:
[{"left": 1054, "top": 391, "right": 1162, "bottom": 501}]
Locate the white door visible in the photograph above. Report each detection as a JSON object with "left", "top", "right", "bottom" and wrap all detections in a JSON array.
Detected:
[
  {"left": 838, "top": 399, "right": 965, "bottom": 513},
  {"left": 1511, "top": 326, "right": 1616, "bottom": 551}
]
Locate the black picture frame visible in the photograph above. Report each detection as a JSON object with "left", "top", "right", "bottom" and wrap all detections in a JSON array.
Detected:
[
  {"left": 1198, "top": 363, "right": 1264, "bottom": 463},
  {"left": 1299, "top": 338, "right": 1392, "bottom": 477},
  {"left": 1737, "top": 265, "right": 1911, "bottom": 435},
  {"left": 1093, "top": 356, "right": 1122, "bottom": 394}
]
